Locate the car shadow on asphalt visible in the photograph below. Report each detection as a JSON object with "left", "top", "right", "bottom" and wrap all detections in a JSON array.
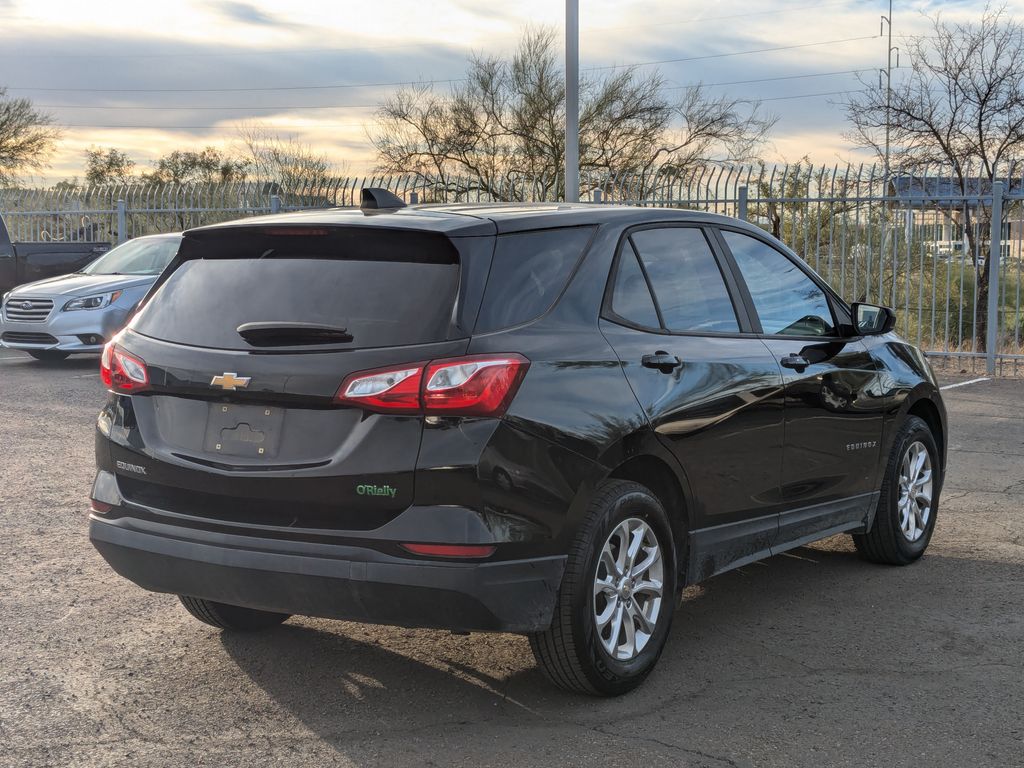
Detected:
[
  {"left": 2, "top": 354, "right": 99, "bottom": 371},
  {"left": 216, "top": 537, "right": 988, "bottom": 742}
]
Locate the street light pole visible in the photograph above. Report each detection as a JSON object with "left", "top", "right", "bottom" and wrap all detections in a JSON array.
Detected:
[
  {"left": 881, "top": 0, "right": 898, "bottom": 182},
  {"left": 565, "top": 0, "right": 580, "bottom": 202}
]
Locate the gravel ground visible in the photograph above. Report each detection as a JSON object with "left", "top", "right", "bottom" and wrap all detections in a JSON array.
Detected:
[{"left": 0, "top": 353, "right": 1021, "bottom": 768}]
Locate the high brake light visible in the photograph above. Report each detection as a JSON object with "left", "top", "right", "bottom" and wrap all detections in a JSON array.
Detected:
[
  {"left": 100, "top": 342, "right": 150, "bottom": 393},
  {"left": 259, "top": 227, "right": 330, "bottom": 236},
  {"left": 335, "top": 354, "right": 529, "bottom": 417}
]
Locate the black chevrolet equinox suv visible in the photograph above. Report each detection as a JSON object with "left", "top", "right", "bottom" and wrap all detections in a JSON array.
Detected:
[{"left": 90, "top": 191, "right": 947, "bottom": 695}]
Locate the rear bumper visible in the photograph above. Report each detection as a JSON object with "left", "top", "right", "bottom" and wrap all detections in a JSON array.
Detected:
[{"left": 89, "top": 515, "right": 565, "bottom": 633}]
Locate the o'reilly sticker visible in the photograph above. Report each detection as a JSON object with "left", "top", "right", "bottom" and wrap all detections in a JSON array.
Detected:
[
  {"left": 356, "top": 484, "right": 397, "bottom": 498},
  {"left": 116, "top": 460, "right": 147, "bottom": 475}
]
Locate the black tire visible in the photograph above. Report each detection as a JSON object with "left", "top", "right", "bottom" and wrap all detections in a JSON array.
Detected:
[
  {"left": 529, "top": 479, "right": 677, "bottom": 696},
  {"left": 853, "top": 415, "right": 940, "bottom": 565},
  {"left": 27, "top": 350, "right": 70, "bottom": 362},
  {"left": 178, "top": 596, "right": 290, "bottom": 631}
]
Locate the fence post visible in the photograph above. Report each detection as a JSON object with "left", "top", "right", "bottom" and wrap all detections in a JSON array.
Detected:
[
  {"left": 986, "top": 181, "right": 1004, "bottom": 375},
  {"left": 409, "top": 191, "right": 419, "bottom": 204},
  {"left": 737, "top": 185, "right": 748, "bottom": 221},
  {"left": 116, "top": 199, "right": 127, "bottom": 244},
  {"left": 270, "top": 194, "right": 281, "bottom": 214},
  {"left": 592, "top": 189, "right": 602, "bottom": 204}
]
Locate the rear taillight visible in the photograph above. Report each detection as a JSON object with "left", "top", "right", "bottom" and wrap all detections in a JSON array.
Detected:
[
  {"left": 335, "top": 363, "right": 424, "bottom": 414},
  {"left": 423, "top": 355, "right": 529, "bottom": 416},
  {"left": 100, "top": 342, "right": 150, "bottom": 393},
  {"left": 335, "top": 354, "right": 529, "bottom": 417}
]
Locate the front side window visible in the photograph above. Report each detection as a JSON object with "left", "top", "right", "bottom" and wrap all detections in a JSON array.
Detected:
[
  {"left": 629, "top": 227, "right": 739, "bottom": 333},
  {"left": 722, "top": 230, "right": 836, "bottom": 337}
]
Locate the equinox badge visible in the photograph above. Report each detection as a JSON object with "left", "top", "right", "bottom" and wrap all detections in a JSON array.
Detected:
[{"left": 210, "top": 372, "right": 251, "bottom": 391}]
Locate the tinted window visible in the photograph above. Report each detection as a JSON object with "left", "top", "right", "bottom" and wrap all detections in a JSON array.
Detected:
[
  {"left": 475, "top": 227, "right": 594, "bottom": 333},
  {"left": 610, "top": 242, "right": 661, "bottom": 328},
  {"left": 630, "top": 227, "right": 738, "bottom": 333},
  {"left": 722, "top": 231, "right": 836, "bottom": 337},
  {"left": 134, "top": 229, "right": 460, "bottom": 350}
]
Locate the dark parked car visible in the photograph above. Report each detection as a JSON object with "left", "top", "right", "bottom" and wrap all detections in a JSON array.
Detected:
[
  {"left": 0, "top": 212, "right": 111, "bottom": 297},
  {"left": 89, "top": 191, "right": 946, "bottom": 695}
]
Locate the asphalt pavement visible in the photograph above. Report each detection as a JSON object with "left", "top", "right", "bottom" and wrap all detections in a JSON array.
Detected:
[{"left": 0, "top": 351, "right": 1021, "bottom": 767}]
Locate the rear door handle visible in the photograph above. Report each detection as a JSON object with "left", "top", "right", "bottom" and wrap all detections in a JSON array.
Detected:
[
  {"left": 780, "top": 354, "right": 810, "bottom": 372},
  {"left": 642, "top": 351, "right": 682, "bottom": 373}
]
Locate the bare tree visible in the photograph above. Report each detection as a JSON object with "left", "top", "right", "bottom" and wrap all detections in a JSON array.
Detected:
[
  {"left": 142, "top": 147, "right": 247, "bottom": 184},
  {"left": 85, "top": 147, "right": 136, "bottom": 185},
  {"left": 372, "top": 27, "right": 774, "bottom": 201},
  {"left": 0, "top": 88, "right": 60, "bottom": 185},
  {"left": 845, "top": 5, "right": 1024, "bottom": 350},
  {"left": 234, "top": 124, "right": 339, "bottom": 188},
  {"left": 665, "top": 86, "right": 776, "bottom": 168}
]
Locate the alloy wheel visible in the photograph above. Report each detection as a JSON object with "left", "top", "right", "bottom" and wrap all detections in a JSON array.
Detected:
[
  {"left": 898, "top": 440, "right": 933, "bottom": 542},
  {"left": 592, "top": 517, "right": 664, "bottom": 661}
]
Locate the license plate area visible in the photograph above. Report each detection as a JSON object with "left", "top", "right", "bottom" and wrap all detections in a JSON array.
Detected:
[{"left": 203, "top": 403, "right": 284, "bottom": 458}]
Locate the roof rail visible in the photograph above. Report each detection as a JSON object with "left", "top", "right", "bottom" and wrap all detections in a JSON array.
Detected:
[{"left": 360, "top": 188, "right": 407, "bottom": 210}]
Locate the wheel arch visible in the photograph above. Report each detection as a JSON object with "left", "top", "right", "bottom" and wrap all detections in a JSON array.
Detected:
[
  {"left": 906, "top": 395, "right": 946, "bottom": 472},
  {"left": 604, "top": 452, "right": 691, "bottom": 580}
]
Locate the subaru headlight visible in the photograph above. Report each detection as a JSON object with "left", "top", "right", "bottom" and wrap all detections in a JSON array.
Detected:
[{"left": 63, "top": 290, "right": 122, "bottom": 312}]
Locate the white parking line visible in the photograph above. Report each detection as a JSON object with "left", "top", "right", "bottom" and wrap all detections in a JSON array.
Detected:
[{"left": 940, "top": 377, "right": 990, "bottom": 391}]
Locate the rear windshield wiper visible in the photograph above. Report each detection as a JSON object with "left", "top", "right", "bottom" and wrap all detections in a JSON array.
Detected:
[{"left": 236, "top": 321, "right": 354, "bottom": 347}]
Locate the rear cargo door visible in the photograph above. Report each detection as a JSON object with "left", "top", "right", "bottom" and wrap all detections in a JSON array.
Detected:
[{"left": 113, "top": 224, "right": 490, "bottom": 528}]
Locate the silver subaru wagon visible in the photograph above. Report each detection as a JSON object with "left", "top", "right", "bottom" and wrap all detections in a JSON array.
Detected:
[{"left": 0, "top": 233, "right": 181, "bottom": 361}]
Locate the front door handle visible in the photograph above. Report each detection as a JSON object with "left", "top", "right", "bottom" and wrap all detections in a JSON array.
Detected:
[
  {"left": 780, "top": 354, "right": 810, "bottom": 372},
  {"left": 642, "top": 351, "right": 682, "bottom": 373}
]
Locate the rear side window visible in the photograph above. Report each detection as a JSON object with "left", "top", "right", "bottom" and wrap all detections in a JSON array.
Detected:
[
  {"left": 630, "top": 227, "right": 739, "bottom": 333},
  {"left": 610, "top": 241, "right": 661, "bottom": 329},
  {"left": 474, "top": 227, "right": 594, "bottom": 333},
  {"left": 133, "top": 227, "right": 460, "bottom": 350}
]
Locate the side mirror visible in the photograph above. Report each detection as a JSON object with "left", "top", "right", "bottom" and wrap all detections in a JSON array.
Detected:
[{"left": 851, "top": 302, "right": 896, "bottom": 336}]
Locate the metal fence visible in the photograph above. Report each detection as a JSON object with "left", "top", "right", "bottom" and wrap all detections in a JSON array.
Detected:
[
  {"left": 601, "top": 163, "right": 1024, "bottom": 376},
  {"left": 2, "top": 163, "right": 1022, "bottom": 374}
]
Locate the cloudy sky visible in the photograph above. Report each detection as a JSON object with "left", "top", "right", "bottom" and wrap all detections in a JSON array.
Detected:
[{"left": 0, "top": 0, "right": 1009, "bottom": 182}]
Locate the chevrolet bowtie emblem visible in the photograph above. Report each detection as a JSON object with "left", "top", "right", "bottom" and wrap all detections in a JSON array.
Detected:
[{"left": 210, "top": 372, "right": 251, "bottom": 391}]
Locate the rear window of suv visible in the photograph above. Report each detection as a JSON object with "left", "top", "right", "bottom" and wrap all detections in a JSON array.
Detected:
[{"left": 132, "top": 227, "right": 461, "bottom": 351}]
